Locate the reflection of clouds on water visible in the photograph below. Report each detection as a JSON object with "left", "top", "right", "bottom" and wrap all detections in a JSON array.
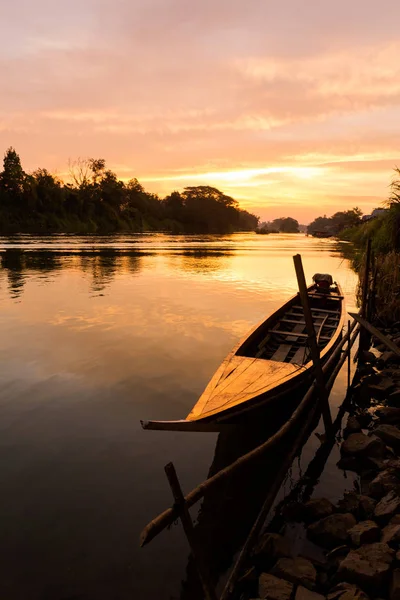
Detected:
[{"left": 0, "top": 233, "right": 360, "bottom": 600}]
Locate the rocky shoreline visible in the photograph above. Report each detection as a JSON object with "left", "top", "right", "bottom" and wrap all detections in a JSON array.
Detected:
[{"left": 239, "top": 329, "right": 400, "bottom": 600}]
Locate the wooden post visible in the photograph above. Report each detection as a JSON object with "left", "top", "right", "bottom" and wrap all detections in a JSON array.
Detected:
[
  {"left": 347, "top": 319, "right": 351, "bottom": 390},
  {"left": 293, "top": 254, "right": 332, "bottom": 432},
  {"left": 164, "top": 462, "right": 218, "bottom": 600},
  {"left": 359, "top": 239, "right": 372, "bottom": 354}
]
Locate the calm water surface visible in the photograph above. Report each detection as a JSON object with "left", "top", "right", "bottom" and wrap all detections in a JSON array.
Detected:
[{"left": 0, "top": 233, "right": 358, "bottom": 599}]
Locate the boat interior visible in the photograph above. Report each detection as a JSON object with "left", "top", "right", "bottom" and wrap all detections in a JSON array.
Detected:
[{"left": 237, "top": 281, "right": 343, "bottom": 366}]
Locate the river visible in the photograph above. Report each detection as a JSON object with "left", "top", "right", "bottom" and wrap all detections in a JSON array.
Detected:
[{"left": 0, "top": 233, "right": 358, "bottom": 599}]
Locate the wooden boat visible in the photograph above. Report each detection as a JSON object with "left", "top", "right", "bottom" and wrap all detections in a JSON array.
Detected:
[{"left": 141, "top": 277, "right": 345, "bottom": 432}]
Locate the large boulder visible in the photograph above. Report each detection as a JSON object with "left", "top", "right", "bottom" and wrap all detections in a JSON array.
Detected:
[
  {"left": 374, "top": 491, "right": 400, "bottom": 522},
  {"left": 380, "top": 351, "right": 400, "bottom": 367},
  {"left": 348, "top": 520, "right": 380, "bottom": 546},
  {"left": 327, "top": 582, "right": 370, "bottom": 600},
  {"left": 338, "top": 542, "right": 394, "bottom": 593},
  {"left": 337, "top": 493, "right": 376, "bottom": 520},
  {"left": 389, "top": 390, "right": 400, "bottom": 408},
  {"left": 271, "top": 556, "right": 317, "bottom": 591},
  {"left": 368, "top": 469, "right": 400, "bottom": 499},
  {"left": 344, "top": 416, "right": 362, "bottom": 438},
  {"left": 374, "top": 424, "right": 400, "bottom": 451},
  {"left": 258, "top": 573, "right": 293, "bottom": 600},
  {"left": 303, "top": 498, "right": 335, "bottom": 523},
  {"left": 368, "top": 379, "right": 395, "bottom": 399},
  {"left": 295, "top": 586, "right": 325, "bottom": 600},
  {"left": 390, "top": 568, "right": 400, "bottom": 600},
  {"left": 341, "top": 433, "right": 386, "bottom": 459},
  {"left": 307, "top": 513, "right": 356, "bottom": 549},
  {"left": 382, "top": 523, "right": 400, "bottom": 546},
  {"left": 376, "top": 407, "right": 400, "bottom": 425},
  {"left": 252, "top": 532, "right": 292, "bottom": 562}
]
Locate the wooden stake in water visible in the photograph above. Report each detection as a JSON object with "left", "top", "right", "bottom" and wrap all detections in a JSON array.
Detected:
[
  {"left": 164, "top": 462, "right": 218, "bottom": 600},
  {"left": 359, "top": 239, "right": 372, "bottom": 354},
  {"left": 293, "top": 254, "right": 332, "bottom": 433},
  {"left": 347, "top": 319, "right": 351, "bottom": 390}
]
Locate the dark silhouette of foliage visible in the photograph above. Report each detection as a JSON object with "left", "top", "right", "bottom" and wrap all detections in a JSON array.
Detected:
[
  {"left": 271, "top": 217, "right": 299, "bottom": 233},
  {"left": 308, "top": 208, "right": 362, "bottom": 235},
  {"left": 0, "top": 148, "right": 259, "bottom": 234}
]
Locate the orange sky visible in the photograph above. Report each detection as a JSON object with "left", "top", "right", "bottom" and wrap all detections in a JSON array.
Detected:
[{"left": 1, "top": 0, "right": 400, "bottom": 223}]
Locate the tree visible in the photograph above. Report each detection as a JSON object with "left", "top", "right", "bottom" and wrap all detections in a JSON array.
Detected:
[
  {"left": 272, "top": 217, "right": 299, "bottom": 233},
  {"left": 330, "top": 208, "right": 362, "bottom": 233},
  {"left": 0, "top": 147, "right": 26, "bottom": 199}
]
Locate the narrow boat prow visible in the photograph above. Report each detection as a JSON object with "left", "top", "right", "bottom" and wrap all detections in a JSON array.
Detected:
[{"left": 141, "top": 273, "right": 345, "bottom": 432}]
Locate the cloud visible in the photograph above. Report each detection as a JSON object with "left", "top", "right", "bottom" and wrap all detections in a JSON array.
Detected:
[{"left": 1, "top": 0, "right": 400, "bottom": 221}]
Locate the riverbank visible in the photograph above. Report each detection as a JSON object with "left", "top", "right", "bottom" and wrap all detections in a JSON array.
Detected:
[{"left": 238, "top": 326, "right": 400, "bottom": 600}]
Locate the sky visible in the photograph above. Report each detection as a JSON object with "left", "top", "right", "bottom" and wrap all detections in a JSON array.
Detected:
[{"left": 1, "top": 0, "right": 400, "bottom": 223}]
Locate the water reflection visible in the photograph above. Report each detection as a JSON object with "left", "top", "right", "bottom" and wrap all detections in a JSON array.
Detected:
[
  {"left": 0, "top": 233, "right": 359, "bottom": 600},
  {"left": 0, "top": 246, "right": 236, "bottom": 299}
]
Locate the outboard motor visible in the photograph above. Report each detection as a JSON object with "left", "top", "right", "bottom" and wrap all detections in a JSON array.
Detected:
[{"left": 312, "top": 273, "right": 333, "bottom": 293}]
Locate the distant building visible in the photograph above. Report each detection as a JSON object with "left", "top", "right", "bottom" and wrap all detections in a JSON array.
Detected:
[{"left": 361, "top": 208, "right": 387, "bottom": 222}]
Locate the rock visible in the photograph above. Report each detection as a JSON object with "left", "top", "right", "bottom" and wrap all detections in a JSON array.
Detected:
[
  {"left": 374, "top": 424, "right": 400, "bottom": 450},
  {"left": 338, "top": 542, "right": 394, "bottom": 592},
  {"left": 374, "top": 491, "right": 400, "bottom": 522},
  {"left": 369, "top": 379, "right": 395, "bottom": 399},
  {"left": 348, "top": 520, "right": 380, "bottom": 546},
  {"left": 303, "top": 498, "right": 335, "bottom": 523},
  {"left": 252, "top": 532, "right": 292, "bottom": 562},
  {"left": 382, "top": 523, "right": 400, "bottom": 546},
  {"left": 341, "top": 433, "right": 386, "bottom": 459},
  {"left": 344, "top": 416, "right": 362, "bottom": 438},
  {"left": 326, "top": 545, "right": 351, "bottom": 571},
  {"left": 396, "top": 550, "right": 400, "bottom": 562},
  {"left": 389, "top": 390, "right": 400, "bottom": 408},
  {"left": 357, "top": 411, "right": 373, "bottom": 428},
  {"left": 307, "top": 513, "right": 356, "bottom": 549},
  {"left": 326, "top": 545, "right": 350, "bottom": 561},
  {"left": 272, "top": 557, "right": 317, "bottom": 590},
  {"left": 327, "top": 582, "right": 370, "bottom": 600},
  {"left": 381, "top": 351, "right": 400, "bottom": 366},
  {"left": 258, "top": 573, "right": 293, "bottom": 600},
  {"left": 376, "top": 407, "right": 400, "bottom": 424},
  {"left": 368, "top": 469, "right": 400, "bottom": 498},
  {"left": 353, "top": 382, "right": 372, "bottom": 405},
  {"left": 295, "top": 586, "right": 325, "bottom": 600},
  {"left": 385, "top": 459, "right": 400, "bottom": 475},
  {"left": 361, "top": 351, "right": 377, "bottom": 364},
  {"left": 390, "top": 569, "right": 400, "bottom": 600},
  {"left": 337, "top": 493, "right": 376, "bottom": 520},
  {"left": 359, "top": 495, "right": 378, "bottom": 518}
]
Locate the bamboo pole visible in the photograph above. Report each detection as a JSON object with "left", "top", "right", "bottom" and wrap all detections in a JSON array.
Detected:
[
  {"left": 347, "top": 319, "right": 351, "bottom": 390},
  {"left": 293, "top": 254, "right": 332, "bottom": 432},
  {"left": 359, "top": 239, "right": 372, "bottom": 354},
  {"left": 349, "top": 313, "right": 400, "bottom": 357},
  {"left": 164, "top": 463, "right": 218, "bottom": 600},
  {"left": 140, "top": 317, "right": 359, "bottom": 547}
]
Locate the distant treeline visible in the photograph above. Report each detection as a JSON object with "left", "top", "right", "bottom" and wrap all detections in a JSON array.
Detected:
[
  {"left": 0, "top": 147, "right": 259, "bottom": 234},
  {"left": 307, "top": 208, "right": 363, "bottom": 235},
  {"left": 258, "top": 217, "right": 300, "bottom": 234},
  {"left": 338, "top": 167, "right": 400, "bottom": 324}
]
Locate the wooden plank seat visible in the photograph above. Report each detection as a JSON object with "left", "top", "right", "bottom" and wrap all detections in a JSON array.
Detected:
[
  {"left": 290, "top": 306, "right": 340, "bottom": 316},
  {"left": 308, "top": 292, "right": 344, "bottom": 300},
  {"left": 280, "top": 318, "right": 337, "bottom": 328},
  {"left": 271, "top": 344, "right": 292, "bottom": 361},
  {"left": 267, "top": 329, "right": 331, "bottom": 341}
]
